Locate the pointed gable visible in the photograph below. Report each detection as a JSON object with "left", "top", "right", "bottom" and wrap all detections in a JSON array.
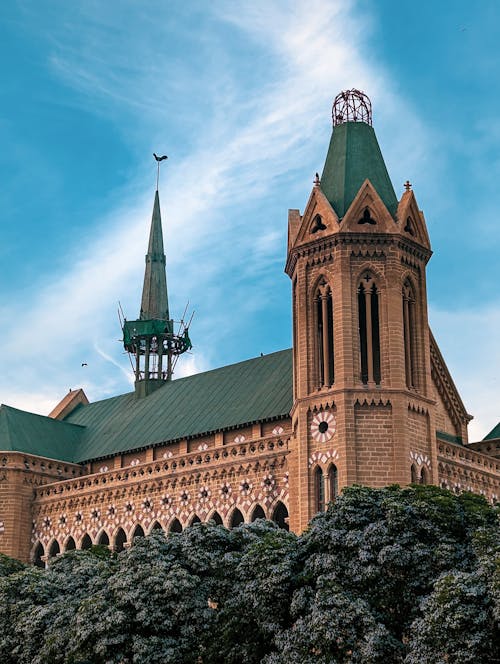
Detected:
[
  {"left": 290, "top": 184, "right": 340, "bottom": 249},
  {"left": 340, "top": 179, "right": 397, "bottom": 233},
  {"left": 396, "top": 190, "right": 431, "bottom": 249}
]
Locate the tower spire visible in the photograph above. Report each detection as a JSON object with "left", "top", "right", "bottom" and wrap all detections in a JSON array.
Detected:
[
  {"left": 122, "top": 156, "right": 192, "bottom": 397},
  {"left": 140, "top": 190, "right": 170, "bottom": 321}
]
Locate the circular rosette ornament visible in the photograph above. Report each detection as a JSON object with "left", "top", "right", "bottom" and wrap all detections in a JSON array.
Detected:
[{"left": 310, "top": 410, "right": 336, "bottom": 442}]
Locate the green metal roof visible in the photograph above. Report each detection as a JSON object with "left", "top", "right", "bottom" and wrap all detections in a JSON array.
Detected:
[
  {"left": 0, "top": 405, "right": 84, "bottom": 462},
  {"left": 483, "top": 422, "right": 500, "bottom": 440},
  {"left": 0, "top": 350, "right": 293, "bottom": 464},
  {"left": 320, "top": 121, "right": 398, "bottom": 219}
]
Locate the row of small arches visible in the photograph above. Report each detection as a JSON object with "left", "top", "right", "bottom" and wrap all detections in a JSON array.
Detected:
[{"left": 32, "top": 501, "right": 289, "bottom": 567}]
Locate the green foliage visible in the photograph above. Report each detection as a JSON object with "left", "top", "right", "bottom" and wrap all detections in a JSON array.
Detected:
[{"left": 0, "top": 486, "right": 497, "bottom": 663}]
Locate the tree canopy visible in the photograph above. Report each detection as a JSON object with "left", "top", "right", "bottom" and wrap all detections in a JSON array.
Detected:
[{"left": 0, "top": 486, "right": 498, "bottom": 663}]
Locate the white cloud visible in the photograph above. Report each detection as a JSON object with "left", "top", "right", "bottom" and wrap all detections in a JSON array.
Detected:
[{"left": 2, "top": 1, "right": 496, "bottom": 442}]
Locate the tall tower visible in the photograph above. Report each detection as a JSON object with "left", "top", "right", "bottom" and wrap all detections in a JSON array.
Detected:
[
  {"left": 123, "top": 170, "right": 192, "bottom": 397},
  {"left": 286, "top": 90, "right": 435, "bottom": 531}
]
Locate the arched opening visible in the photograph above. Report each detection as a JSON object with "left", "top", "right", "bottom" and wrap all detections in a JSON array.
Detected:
[
  {"left": 411, "top": 464, "right": 418, "bottom": 483},
  {"left": 97, "top": 531, "right": 109, "bottom": 546},
  {"left": 150, "top": 521, "right": 163, "bottom": 533},
  {"left": 48, "top": 540, "right": 60, "bottom": 559},
  {"left": 33, "top": 542, "right": 45, "bottom": 568},
  {"left": 229, "top": 508, "right": 244, "bottom": 528},
  {"left": 328, "top": 464, "right": 338, "bottom": 502},
  {"left": 251, "top": 505, "right": 266, "bottom": 522},
  {"left": 210, "top": 511, "right": 223, "bottom": 525},
  {"left": 169, "top": 518, "right": 182, "bottom": 534},
  {"left": 272, "top": 502, "right": 289, "bottom": 531},
  {"left": 358, "top": 275, "right": 381, "bottom": 385},
  {"left": 315, "top": 281, "right": 334, "bottom": 388},
  {"left": 114, "top": 528, "right": 127, "bottom": 552},
  {"left": 420, "top": 467, "right": 428, "bottom": 485},
  {"left": 314, "top": 466, "right": 325, "bottom": 513},
  {"left": 189, "top": 515, "right": 201, "bottom": 526},
  {"left": 64, "top": 536, "right": 76, "bottom": 552},
  {"left": 131, "top": 525, "right": 145, "bottom": 542},
  {"left": 403, "top": 281, "right": 418, "bottom": 389},
  {"left": 81, "top": 534, "right": 92, "bottom": 550}
]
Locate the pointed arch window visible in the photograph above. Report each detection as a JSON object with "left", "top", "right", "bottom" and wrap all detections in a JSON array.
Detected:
[
  {"left": 403, "top": 280, "right": 418, "bottom": 389},
  {"left": 358, "top": 274, "right": 381, "bottom": 385},
  {"left": 33, "top": 542, "right": 45, "bottom": 568},
  {"left": 314, "top": 280, "right": 334, "bottom": 388},
  {"left": 411, "top": 464, "right": 418, "bottom": 483},
  {"left": 328, "top": 464, "right": 338, "bottom": 502},
  {"left": 314, "top": 467, "right": 325, "bottom": 513}
]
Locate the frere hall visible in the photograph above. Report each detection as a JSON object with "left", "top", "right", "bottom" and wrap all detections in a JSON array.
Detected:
[{"left": 1, "top": 90, "right": 498, "bottom": 565}]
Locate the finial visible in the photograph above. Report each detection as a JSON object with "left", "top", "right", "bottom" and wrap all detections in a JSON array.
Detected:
[
  {"left": 314, "top": 172, "right": 320, "bottom": 187},
  {"left": 404, "top": 180, "right": 412, "bottom": 192},
  {"left": 153, "top": 153, "right": 168, "bottom": 190},
  {"left": 332, "top": 89, "right": 372, "bottom": 127}
]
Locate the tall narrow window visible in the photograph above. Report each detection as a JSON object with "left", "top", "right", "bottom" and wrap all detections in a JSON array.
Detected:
[
  {"left": 315, "top": 281, "right": 334, "bottom": 387},
  {"left": 358, "top": 274, "right": 381, "bottom": 384},
  {"left": 328, "top": 464, "right": 338, "bottom": 502},
  {"left": 403, "top": 281, "right": 417, "bottom": 389},
  {"left": 315, "top": 467, "right": 325, "bottom": 512},
  {"left": 410, "top": 464, "right": 418, "bottom": 483}
]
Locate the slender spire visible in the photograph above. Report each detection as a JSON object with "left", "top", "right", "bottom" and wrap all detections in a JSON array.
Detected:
[{"left": 140, "top": 190, "right": 170, "bottom": 321}]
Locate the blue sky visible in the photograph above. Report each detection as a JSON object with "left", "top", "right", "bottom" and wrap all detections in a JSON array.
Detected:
[{"left": 0, "top": 0, "right": 498, "bottom": 441}]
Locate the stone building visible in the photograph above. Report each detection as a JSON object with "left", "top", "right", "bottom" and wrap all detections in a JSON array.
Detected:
[{"left": 0, "top": 90, "right": 498, "bottom": 565}]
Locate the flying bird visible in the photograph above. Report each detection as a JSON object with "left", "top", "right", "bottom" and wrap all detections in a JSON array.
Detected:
[
  {"left": 153, "top": 153, "right": 168, "bottom": 161},
  {"left": 81, "top": 363, "right": 88, "bottom": 367}
]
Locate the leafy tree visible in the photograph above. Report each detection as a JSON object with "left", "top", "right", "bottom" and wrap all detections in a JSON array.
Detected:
[{"left": 0, "top": 486, "right": 496, "bottom": 663}]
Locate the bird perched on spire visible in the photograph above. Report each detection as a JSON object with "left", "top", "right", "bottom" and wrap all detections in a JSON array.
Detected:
[{"left": 153, "top": 153, "right": 168, "bottom": 162}]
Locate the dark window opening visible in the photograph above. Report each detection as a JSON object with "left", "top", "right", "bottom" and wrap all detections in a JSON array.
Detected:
[
  {"left": 97, "top": 531, "right": 109, "bottom": 546},
  {"left": 81, "top": 534, "right": 92, "bottom": 550},
  {"left": 272, "top": 502, "right": 289, "bottom": 531},
  {"left": 210, "top": 512, "right": 223, "bottom": 525},
  {"left": 170, "top": 518, "right": 182, "bottom": 534},
  {"left": 371, "top": 287, "right": 381, "bottom": 384},
  {"left": 33, "top": 543, "right": 45, "bottom": 568},
  {"left": 315, "top": 467, "right": 325, "bottom": 513},
  {"left": 328, "top": 464, "right": 338, "bottom": 501},
  {"left": 48, "top": 540, "right": 60, "bottom": 559},
  {"left": 229, "top": 508, "right": 244, "bottom": 528},
  {"left": 411, "top": 464, "right": 418, "bottom": 483},
  {"left": 65, "top": 537, "right": 76, "bottom": 552},
  {"left": 114, "top": 528, "right": 127, "bottom": 552},
  {"left": 358, "top": 286, "right": 368, "bottom": 383},
  {"left": 251, "top": 505, "right": 266, "bottom": 521},
  {"left": 131, "top": 525, "right": 145, "bottom": 542}
]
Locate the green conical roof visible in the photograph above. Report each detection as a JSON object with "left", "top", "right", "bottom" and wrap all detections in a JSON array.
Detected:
[
  {"left": 320, "top": 121, "right": 398, "bottom": 219},
  {"left": 140, "top": 190, "right": 170, "bottom": 321}
]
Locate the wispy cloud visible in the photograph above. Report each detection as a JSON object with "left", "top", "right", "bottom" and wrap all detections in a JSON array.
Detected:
[{"left": 2, "top": 1, "right": 496, "bottom": 443}]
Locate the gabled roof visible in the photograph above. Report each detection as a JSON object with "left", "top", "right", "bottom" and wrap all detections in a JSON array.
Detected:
[
  {"left": 320, "top": 121, "right": 398, "bottom": 219},
  {"left": 67, "top": 349, "right": 292, "bottom": 462},
  {"left": 0, "top": 405, "right": 84, "bottom": 462},
  {"left": 483, "top": 422, "right": 500, "bottom": 441},
  {"left": 0, "top": 350, "right": 293, "bottom": 464}
]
